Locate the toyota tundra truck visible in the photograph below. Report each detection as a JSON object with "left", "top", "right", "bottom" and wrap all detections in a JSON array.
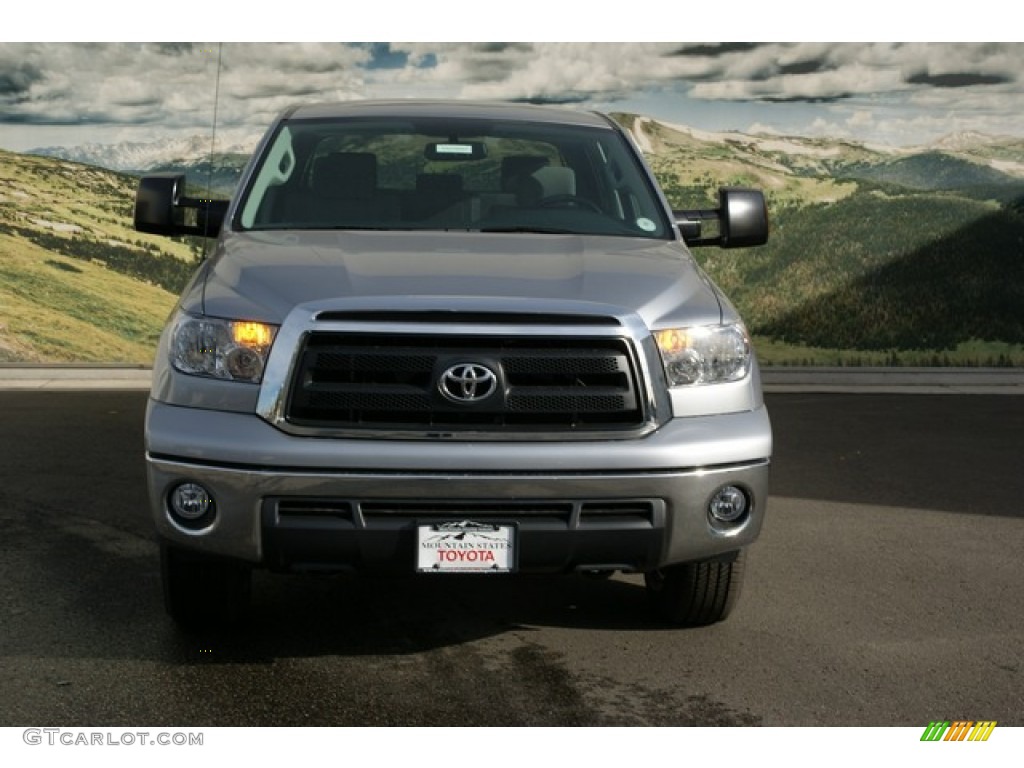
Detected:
[{"left": 134, "top": 100, "right": 772, "bottom": 629}]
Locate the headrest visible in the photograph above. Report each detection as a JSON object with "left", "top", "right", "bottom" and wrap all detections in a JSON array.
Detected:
[
  {"left": 501, "top": 155, "right": 549, "bottom": 190},
  {"left": 311, "top": 152, "right": 377, "bottom": 198},
  {"left": 532, "top": 166, "right": 576, "bottom": 197},
  {"left": 416, "top": 173, "right": 463, "bottom": 196}
]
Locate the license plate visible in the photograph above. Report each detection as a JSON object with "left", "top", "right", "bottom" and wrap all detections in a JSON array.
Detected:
[{"left": 417, "top": 521, "right": 515, "bottom": 573}]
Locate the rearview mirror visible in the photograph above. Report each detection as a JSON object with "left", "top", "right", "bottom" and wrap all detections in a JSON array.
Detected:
[{"left": 424, "top": 141, "right": 488, "bottom": 161}]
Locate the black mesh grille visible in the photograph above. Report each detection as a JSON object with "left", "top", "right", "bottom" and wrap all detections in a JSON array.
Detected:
[
  {"left": 502, "top": 354, "right": 624, "bottom": 375},
  {"left": 361, "top": 500, "right": 575, "bottom": 522},
  {"left": 506, "top": 392, "right": 627, "bottom": 412},
  {"left": 271, "top": 498, "right": 656, "bottom": 527},
  {"left": 276, "top": 499, "right": 354, "bottom": 520},
  {"left": 285, "top": 332, "right": 645, "bottom": 433}
]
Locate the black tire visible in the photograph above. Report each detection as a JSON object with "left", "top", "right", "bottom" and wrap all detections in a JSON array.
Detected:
[
  {"left": 160, "top": 543, "right": 252, "bottom": 630},
  {"left": 644, "top": 550, "right": 745, "bottom": 627}
]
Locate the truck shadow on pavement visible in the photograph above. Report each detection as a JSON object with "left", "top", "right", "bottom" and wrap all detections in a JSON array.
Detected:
[
  {"left": 164, "top": 570, "right": 666, "bottom": 665},
  {"left": 766, "top": 393, "right": 1024, "bottom": 518}
]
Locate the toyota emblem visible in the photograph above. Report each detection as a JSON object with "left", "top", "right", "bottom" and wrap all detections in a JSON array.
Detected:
[{"left": 439, "top": 363, "right": 498, "bottom": 403}]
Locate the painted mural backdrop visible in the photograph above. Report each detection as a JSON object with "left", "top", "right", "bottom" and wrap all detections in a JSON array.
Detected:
[{"left": 1, "top": 43, "right": 1022, "bottom": 365}]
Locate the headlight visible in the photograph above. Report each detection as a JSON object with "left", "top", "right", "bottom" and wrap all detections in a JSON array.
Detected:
[
  {"left": 170, "top": 313, "right": 278, "bottom": 383},
  {"left": 654, "top": 323, "right": 751, "bottom": 386}
]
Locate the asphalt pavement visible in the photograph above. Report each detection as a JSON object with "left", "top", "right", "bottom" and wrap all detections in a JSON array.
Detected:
[{"left": 0, "top": 387, "right": 1021, "bottom": 726}]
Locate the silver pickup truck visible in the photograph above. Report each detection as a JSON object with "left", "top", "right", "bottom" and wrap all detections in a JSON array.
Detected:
[{"left": 134, "top": 100, "right": 771, "bottom": 629}]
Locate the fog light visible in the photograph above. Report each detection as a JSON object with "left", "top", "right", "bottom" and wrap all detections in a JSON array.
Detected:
[
  {"left": 708, "top": 485, "right": 749, "bottom": 524},
  {"left": 169, "top": 482, "right": 215, "bottom": 528}
]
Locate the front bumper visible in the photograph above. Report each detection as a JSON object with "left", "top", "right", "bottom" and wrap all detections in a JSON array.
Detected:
[{"left": 147, "top": 399, "right": 771, "bottom": 572}]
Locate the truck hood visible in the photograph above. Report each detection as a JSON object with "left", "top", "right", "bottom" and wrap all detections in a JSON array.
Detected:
[{"left": 196, "top": 230, "right": 723, "bottom": 328}]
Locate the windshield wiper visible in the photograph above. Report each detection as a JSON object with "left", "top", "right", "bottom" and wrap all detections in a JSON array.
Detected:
[
  {"left": 320, "top": 225, "right": 399, "bottom": 231},
  {"left": 250, "top": 224, "right": 400, "bottom": 232},
  {"left": 478, "top": 226, "right": 576, "bottom": 235}
]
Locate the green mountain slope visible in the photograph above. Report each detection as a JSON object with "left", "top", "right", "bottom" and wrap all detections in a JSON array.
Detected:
[
  {"left": 699, "top": 189, "right": 1024, "bottom": 361},
  {"left": 0, "top": 150, "right": 195, "bottom": 362},
  {"left": 841, "top": 152, "right": 1020, "bottom": 190},
  {"left": 611, "top": 114, "right": 1024, "bottom": 365}
]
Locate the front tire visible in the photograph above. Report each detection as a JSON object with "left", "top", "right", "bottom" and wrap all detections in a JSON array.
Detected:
[
  {"left": 160, "top": 543, "right": 252, "bottom": 630},
  {"left": 645, "top": 550, "right": 745, "bottom": 627}
]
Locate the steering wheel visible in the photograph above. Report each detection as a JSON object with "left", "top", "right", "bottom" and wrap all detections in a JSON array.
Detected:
[{"left": 538, "top": 194, "right": 602, "bottom": 213}]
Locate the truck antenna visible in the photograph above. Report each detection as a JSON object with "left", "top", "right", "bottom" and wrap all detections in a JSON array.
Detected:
[{"left": 203, "top": 42, "right": 223, "bottom": 241}]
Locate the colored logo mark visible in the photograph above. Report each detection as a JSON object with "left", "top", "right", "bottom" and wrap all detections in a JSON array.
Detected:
[{"left": 920, "top": 721, "right": 997, "bottom": 742}]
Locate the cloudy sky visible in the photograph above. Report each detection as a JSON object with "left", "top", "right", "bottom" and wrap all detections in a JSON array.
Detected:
[{"left": 1, "top": 41, "right": 1022, "bottom": 152}]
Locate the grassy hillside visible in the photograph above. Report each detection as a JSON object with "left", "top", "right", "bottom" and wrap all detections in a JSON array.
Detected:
[
  {"left": 696, "top": 188, "right": 1024, "bottom": 365},
  {"left": 841, "top": 152, "right": 1020, "bottom": 190},
  {"left": 626, "top": 115, "right": 862, "bottom": 211},
  {"left": 0, "top": 150, "right": 194, "bottom": 362}
]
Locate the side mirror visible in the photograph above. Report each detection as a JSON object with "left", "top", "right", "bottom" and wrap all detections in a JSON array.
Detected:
[
  {"left": 134, "top": 173, "right": 228, "bottom": 238},
  {"left": 674, "top": 187, "right": 769, "bottom": 248}
]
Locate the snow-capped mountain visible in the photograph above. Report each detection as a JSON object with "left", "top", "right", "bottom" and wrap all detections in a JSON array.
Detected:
[
  {"left": 933, "top": 131, "right": 1003, "bottom": 152},
  {"left": 29, "top": 135, "right": 256, "bottom": 172}
]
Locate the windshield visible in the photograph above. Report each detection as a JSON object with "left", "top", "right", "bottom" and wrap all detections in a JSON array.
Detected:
[{"left": 237, "top": 115, "right": 671, "bottom": 239}]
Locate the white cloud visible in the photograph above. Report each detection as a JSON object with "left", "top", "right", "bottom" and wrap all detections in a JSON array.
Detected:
[
  {"left": 1, "top": 42, "right": 1022, "bottom": 150},
  {"left": 846, "top": 110, "right": 875, "bottom": 130}
]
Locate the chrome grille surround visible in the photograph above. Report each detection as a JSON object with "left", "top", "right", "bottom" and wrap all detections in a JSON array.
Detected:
[{"left": 256, "top": 299, "right": 668, "bottom": 440}]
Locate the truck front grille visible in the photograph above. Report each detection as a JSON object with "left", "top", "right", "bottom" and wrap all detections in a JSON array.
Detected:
[{"left": 284, "top": 332, "right": 645, "bottom": 433}]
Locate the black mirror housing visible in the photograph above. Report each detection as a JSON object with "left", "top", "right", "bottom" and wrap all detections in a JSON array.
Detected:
[
  {"left": 134, "top": 173, "right": 227, "bottom": 238},
  {"left": 674, "top": 187, "right": 769, "bottom": 248}
]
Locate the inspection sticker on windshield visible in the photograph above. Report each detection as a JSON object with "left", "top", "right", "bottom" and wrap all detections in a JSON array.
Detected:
[{"left": 417, "top": 521, "right": 515, "bottom": 573}]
